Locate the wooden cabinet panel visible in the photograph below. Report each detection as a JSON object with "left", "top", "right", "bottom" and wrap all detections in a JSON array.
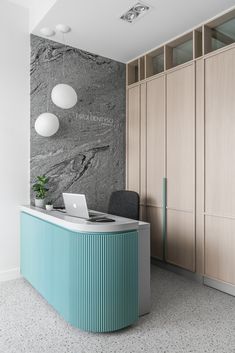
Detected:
[
  {"left": 203, "top": 48, "right": 235, "bottom": 285},
  {"left": 205, "top": 216, "right": 235, "bottom": 284},
  {"left": 146, "top": 77, "right": 165, "bottom": 207},
  {"left": 195, "top": 59, "right": 205, "bottom": 274},
  {"left": 166, "top": 209, "right": 195, "bottom": 271},
  {"left": 167, "top": 65, "right": 195, "bottom": 211},
  {"left": 146, "top": 206, "right": 163, "bottom": 259},
  {"left": 140, "top": 84, "right": 147, "bottom": 205},
  {"left": 146, "top": 77, "right": 165, "bottom": 259},
  {"left": 166, "top": 64, "right": 195, "bottom": 271},
  {"left": 205, "top": 48, "right": 235, "bottom": 217},
  {"left": 140, "top": 205, "right": 146, "bottom": 222},
  {"left": 127, "top": 86, "right": 140, "bottom": 193}
]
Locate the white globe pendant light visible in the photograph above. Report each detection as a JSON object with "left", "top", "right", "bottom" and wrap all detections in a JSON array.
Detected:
[
  {"left": 51, "top": 83, "right": 77, "bottom": 109},
  {"left": 51, "top": 24, "right": 78, "bottom": 110},
  {"left": 35, "top": 113, "right": 59, "bottom": 137}
]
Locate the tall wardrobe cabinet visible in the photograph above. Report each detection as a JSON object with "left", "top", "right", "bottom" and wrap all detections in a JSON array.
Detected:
[{"left": 126, "top": 7, "right": 235, "bottom": 295}]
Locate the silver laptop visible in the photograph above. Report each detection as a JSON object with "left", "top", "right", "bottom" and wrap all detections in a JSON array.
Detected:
[{"left": 62, "top": 193, "right": 102, "bottom": 220}]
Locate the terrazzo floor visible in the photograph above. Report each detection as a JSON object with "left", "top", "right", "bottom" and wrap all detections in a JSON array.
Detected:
[{"left": 0, "top": 265, "right": 235, "bottom": 353}]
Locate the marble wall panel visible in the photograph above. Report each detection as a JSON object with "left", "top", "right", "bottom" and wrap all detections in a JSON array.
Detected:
[{"left": 31, "top": 35, "right": 126, "bottom": 211}]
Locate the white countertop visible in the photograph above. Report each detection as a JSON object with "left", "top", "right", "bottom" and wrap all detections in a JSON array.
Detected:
[{"left": 20, "top": 206, "right": 149, "bottom": 233}]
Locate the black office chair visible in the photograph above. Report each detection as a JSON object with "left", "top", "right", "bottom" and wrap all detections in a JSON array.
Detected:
[{"left": 108, "top": 190, "right": 140, "bottom": 220}]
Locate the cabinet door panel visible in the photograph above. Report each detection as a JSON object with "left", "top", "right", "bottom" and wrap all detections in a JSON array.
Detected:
[
  {"left": 166, "top": 209, "right": 195, "bottom": 271},
  {"left": 205, "top": 216, "right": 235, "bottom": 284},
  {"left": 127, "top": 86, "right": 140, "bottom": 193},
  {"left": 205, "top": 48, "right": 235, "bottom": 217},
  {"left": 140, "top": 84, "right": 147, "bottom": 206},
  {"left": 166, "top": 64, "right": 195, "bottom": 271},
  {"left": 195, "top": 59, "right": 205, "bottom": 274},
  {"left": 146, "top": 206, "right": 163, "bottom": 259},
  {"left": 146, "top": 77, "right": 165, "bottom": 259},
  {"left": 146, "top": 77, "right": 165, "bottom": 207},
  {"left": 204, "top": 48, "right": 235, "bottom": 284},
  {"left": 140, "top": 205, "right": 146, "bottom": 222},
  {"left": 167, "top": 65, "right": 194, "bottom": 211}
]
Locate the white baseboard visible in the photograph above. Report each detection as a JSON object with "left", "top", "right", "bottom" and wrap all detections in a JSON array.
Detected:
[{"left": 0, "top": 268, "right": 21, "bottom": 282}]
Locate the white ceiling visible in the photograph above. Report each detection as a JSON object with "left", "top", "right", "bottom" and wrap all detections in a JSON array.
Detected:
[
  {"left": 31, "top": 0, "right": 235, "bottom": 63},
  {"left": 8, "top": 0, "right": 29, "bottom": 8},
  {"left": 8, "top": 0, "right": 57, "bottom": 30}
]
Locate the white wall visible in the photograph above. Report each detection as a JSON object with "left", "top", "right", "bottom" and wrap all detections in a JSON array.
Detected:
[
  {"left": 8, "top": 0, "right": 57, "bottom": 32},
  {"left": 29, "top": 0, "right": 57, "bottom": 32},
  {"left": 0, "top": 1, "right": 29, "bottom": 281}
]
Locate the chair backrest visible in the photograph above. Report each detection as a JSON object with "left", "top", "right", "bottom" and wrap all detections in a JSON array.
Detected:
[{"left": 108, "top": 190, "right": 140, "bottom": 220}]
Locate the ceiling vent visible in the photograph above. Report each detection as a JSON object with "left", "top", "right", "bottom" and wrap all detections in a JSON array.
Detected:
[{"left": 120, "top": 2, "right": 150, "bottom": 24}]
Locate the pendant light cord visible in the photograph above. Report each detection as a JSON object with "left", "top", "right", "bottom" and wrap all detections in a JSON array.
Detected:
[
  {"left": 62, "top": 33, "right": 65, "bottom": 79},
  {"left": 46, "top": 42, "right": 51, "bottom": 112}
]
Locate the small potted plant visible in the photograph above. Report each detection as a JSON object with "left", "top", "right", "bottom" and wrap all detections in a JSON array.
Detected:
[
  {"left": 45, "top": 200, "right": 53, "bottom": 212},
  {"left": 32, "top": 175, "right": 49, "bottom": 208}
]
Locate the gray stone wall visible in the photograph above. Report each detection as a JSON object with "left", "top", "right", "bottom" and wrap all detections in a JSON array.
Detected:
[{"left": 30, "top": 35, "right": 126, "bottom": 211}]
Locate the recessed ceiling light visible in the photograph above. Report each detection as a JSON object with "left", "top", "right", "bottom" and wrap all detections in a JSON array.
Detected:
[
  {"left": 120, "top": 2, "right": 150, "bottom": 24},
  {"left": 55, "top": 24, "right": 71, "bottom": 33},
  {"left": 134, "top": 4, "right": 147, "bottom": 13},
  {"left": 125, "top": 11, "right": 137, "bottom": 22},
  {"left": 40, "top": 27, "right": 55, "bottom": 37}
]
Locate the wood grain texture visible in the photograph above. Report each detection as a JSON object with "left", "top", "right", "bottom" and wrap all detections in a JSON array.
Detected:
[
  {"left": 195, "top": 59, "right": 205, "bottom": 274},
  {"left": 166, "top": 209, "right": 195, "bottom": 271},
  {"left": 146, "top": 77, "right": 165, "bottom": 207},
  {"left": 166, "top": 64, "right": 195, "bottom": 211},
  {"left": 140, "top": 205, "right": 147, "bottom": 221},
  {"left": 146, "top": 206, "right": 163, "bottom": 259},
  {"left": 205, "top": 216, "right": 235, "bottom": 285},
  {"left": 127, "top": 86, "right": 140, "bottom": 194},
  {"left": 140, "top": 83, "right": 147, "bottom": 206},
  {"left": 205, "top": 48, "right": 235, "bottom": 218}
]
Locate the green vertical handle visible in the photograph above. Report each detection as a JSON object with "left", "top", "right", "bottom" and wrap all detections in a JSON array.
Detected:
[{"left": 163, "top": 177, "right": 167, "bottom": 262}]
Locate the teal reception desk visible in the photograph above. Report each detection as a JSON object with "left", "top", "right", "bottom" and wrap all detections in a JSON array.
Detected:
[{"left": 20, "top": 206, "right": 150, "bottom": 332}]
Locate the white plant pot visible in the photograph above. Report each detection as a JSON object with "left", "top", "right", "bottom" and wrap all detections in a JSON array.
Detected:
[
  {"left": 45, "top": 204, "right": 53, "bottom": 211},
  {"left": 35, "top": 198, "right": 45, "bottom": 208}
]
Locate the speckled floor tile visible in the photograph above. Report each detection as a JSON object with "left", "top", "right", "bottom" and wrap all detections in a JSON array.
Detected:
[{"left": 0, "top": 266, "right": 235, "bottom": 353}]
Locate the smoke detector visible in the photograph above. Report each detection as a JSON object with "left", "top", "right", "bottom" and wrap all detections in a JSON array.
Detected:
[{"left": 120, "top": 2, "right": 150, "bottom": 24}]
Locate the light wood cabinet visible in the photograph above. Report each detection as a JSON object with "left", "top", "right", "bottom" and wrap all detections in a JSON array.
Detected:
[
  {"left": 195, "top": 59, "right": 204, "bottom": 275},
  {"left": 126, "top": 40, "right": 235, "bottom": 285},
  {"left": 146, "top": 77, "right": 165, "bottom": 207},
  {"left": 205, "top": 48, "right": 235, "bottom": 217},
  {"left": 127, "top": 84, "right": 147, "bottom": 222},
  {"left": 127, "top": 86, "right": 140, "bottom": 194},
  {"left": 203, "top": 47, "right": 235, "bottom": 284},
  {"left": 167, "top": 209, "right": 195, "bottom": 270},
  {"left": 146, "top": 77, "right": 165, "bottom": 259},
  {"left": 205, "top": 216, "right": 235, "bottom": 284},
  {"left": 166, "top": 65, "right": 195, "bottom": 212},
  {"left": 127, "top": 8, "right": 235, "bottom": 85},
  {"left": 146, "top": 206, "right": 163, "bottom": 259},
  {"left": 166, "top": 64, "right": 195, "bottom": 271}
]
